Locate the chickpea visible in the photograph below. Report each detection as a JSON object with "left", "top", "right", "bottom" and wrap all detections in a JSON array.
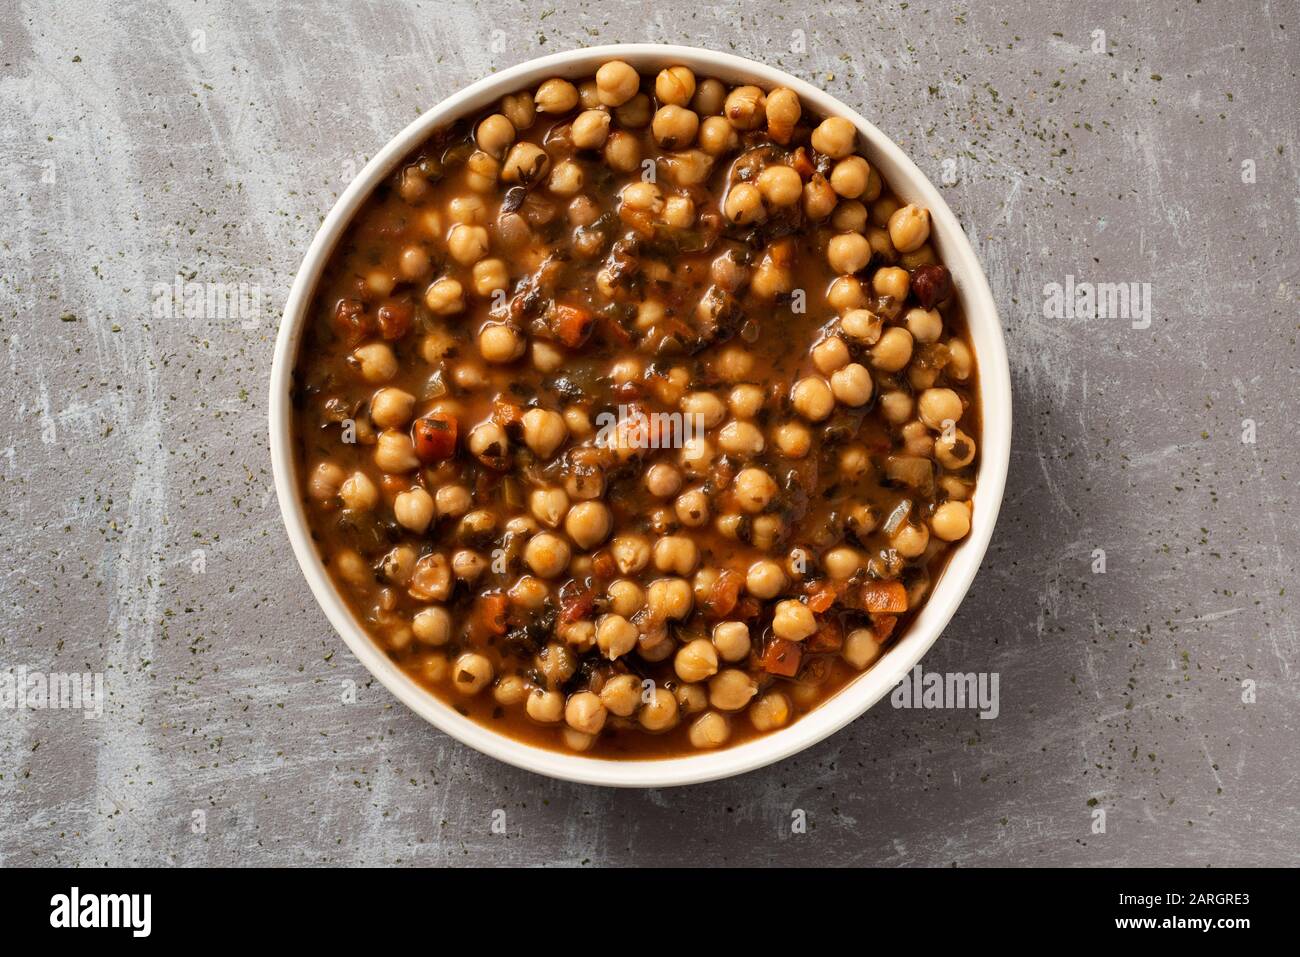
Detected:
[
  {"left": 424, "top": 277, "right": 464, "bottom": 315},
  {"left": 872, "top": 265, "right": 910, "bottom": 300},
  {"left": 611, "top": 534, "right": 651, "bottom": 575},
  {"left": 773, "top": 599, "right": 818, "bottom": 641},
  {"left": 644, "top": 462, "right": 683, "bottom": 499},
  {"left": 532, "top": 340, "right": 565, "bottom": 374},
  {"left": 501, "top": 142, "right": 550, "bottom": 185},
  {"left": 639, "top": 687, "right": 679, "bottom": 732},
  {"left": 338, "top": 471, "right": 378, "bottom": 511},
  {"left": 308, "top": 461, "right": 345, "bottom": 502},
  {"left": 412, "top": 606, "right": 451, "bottom": 646},
  {"left": 831, "top": 362, "right": 874, "bottom": 407},
  {"left": 811, "top": 116, "right": 856, "bottom": 158},
  {"left": 522, "top": 531, "right": 570, "bottom": 580},
  {"left": 608, "top": 579, "right": 646, "bottom": 618},
  {"left": 652, "top": 105, "right": 699, "bottom": 149},
  {"left": 676, "top": 683, "right": 708, "bottom": 715},
  {"left": 718, "top": 420, "right": 765, "bottom": 457},
  {"left": 577, "top": 80, "right": 600, "bottom": 110},
  {"left": 724, "top": 182, "right": 766, "bottom": 224},
  {"left": 451, "top": 653, "right": 493, "bottom": 695},
  {"left": 465, "top": 150, "right": 500, "bottom": 192},
  {"left": 352, "top": 342, "right": 397, "bottom": 383},
  {"left": 475, "top": 113, "right": 515, "bottom": 158},
  {"left": 903, "top": 420, "right": 934, "bottom": 457},
  {"left": 905, "top": 306, "right": 943, "bottom": 343},
  {"left": 947, "top": 339, "right": 974, "bottom": 380},
  {"left": 593, "top": 614, "right": 636, "bottom": 661},
  {"left": 724, "top": 85, "right": 765, "bottom": 130},
  {"left": 711, "top": 621, "right": 751, "bottom": 663},
  {"left": 733, "top": 467, "right": 777, "bottom": 513},
  {"left": 492, "top": 674, "right": 528, "bottom": 707},
  {"left": 757, "top": 165, "right": 803, "bottom": 207},
  {"left": 621, "top": 180, "right": 663, "bottom": 212},
  {"left": 888, "top": 204, "right": 931, "bottom": 253},
  {"left": 565, "top": 692, "right": 607, "bottom": 735},
  {"left": 529, "top": 487, "right": 569, "bottom": 529},
  {"left": 750, "top": 691, "right": 792, "bottom": 731},
  {"left": 715, "top": 345, "right": 754, "bottom": 383},
  {"left": 697, "top": 115, "right": 738, "bottom": 156},
  {"left": 477, "top": 323, "right": 523, "bottom": 364},
  {"left": 832, "top": 200, "right": 869, "bottom": 233},
  {"left": 802, "top": 174, "right": 837, "bottom": 220},
  {"left": 688, "top": 711, "right": 730, "bottom": 748},
  {"left": 822, "top": 546, "right": 863, "bottom": 581},
  {"left": 615, "top": 92, "right": 653, "bottom": 128},
  {"left": 655, "top": 65, "right": 696, "bottom": 105},
  {"left": 681, "top": 391, "right": 726, "bottom": 429},
  {"left": 828, "top": 232, "right": 872, "bottom": 274},
  {"left": 647, "top": 577, "right": 693, "bottom": 620},
  {"left": 546, "top": 160, "right": 584, "bottom": 198},
  {"left": 675, "top": 638, "right": 719, "bottom": 683},
  {"left": 709, "top": 669, "right": 757, "bottom": 711},
  {"left": 467, "top": 420, "right": 508, "bottom": 467},
  {"left": 791, "top": 376, "right": 835, "bottom": 422},
  {"left": 471, "top": 258, "right": 509, "bottom": 298},
  {"left": 603, "top": 130, "right": 641, "bottom": 172},
  {"left": 931, "top": 500, "right": 972, "bottom": 542},
  {"left": 435, "top": 484, "right": 472, "bottom": 518},
  {"left": 374, "top": 430, "right": 419, "bottom": 473},
  {"left": 571, "top": 109, "right": 611, "bottom": 150},
  {"left": 662, "top": 195, "right": 695, "bottom": 228},
  {"left": 827, "top": 275, "right": 866, "bottom": 311},
  {"left": 891, "top": 521, "right": 930, "bottom": 558},
  {"left": 521, "top": 407, "right": 568, "bottom": 459},
  {"left": 600, "top": 674, "right": 641, "bottom": 717},
  {"left": 765, "top": 86, "right": 801, "bottom": 142},
  {"left": 393, "top": 487, "right": 435, "bottom": 532},
  {"left": 843, "top": 628, "right": 882, "bottom": 670},
  {"left": 535, "top": 77, "right": 579, "bottom": 113},
  {"left": 830, "top": 156, "right": 871, "bottom": 198},
  {"left": 595, "top": 60, "right": 640, "bottom": 106},
  {"left": 452, "top": 549, "right": 487, "bottom": 582},
  {"left": 398, "top": 244, "right": 430, "bottom": 281},
  {"left": 565, "top": 501, "right": 612, "bottom": 549},
  {"left": 870, "top": 327, "right": 914, "bottom": 373},
  {"left": 499, "top": 89, "right": 535, "bottom": 129},
  {"left": 526, "top": 688, "right": 564, "bottom": 723},
  {"left": 746, "top": 559, "right": 787, "bottom": 599},
  {"left": 935, "top": 427, "right": 977, "bottom": 469},
  {"left": 812, "top": 336, "right": 850, "bottom": 374},
  {"left": 751, "top": 514, "right": 784, "bottom": 552},
  {"left": 918, "top": 388, "right": 963, "bottom": 431},
  {"left": 871, "top": 195, "right": 901, "bottom": 228},
  {"left": 774, "top": 421, "right": 812, "bottom": 459},
  {"left": 446, "top": 223, "right": 488, "bottom": 265},
  {"left": 691, "top": 77, "right": 726, "bottom": 115},
  {"left": 653, "top": 535, "right": 698, "bottom": 575},
  {"left": 674, "top": 488, "right": 710, "bottom": 527}
]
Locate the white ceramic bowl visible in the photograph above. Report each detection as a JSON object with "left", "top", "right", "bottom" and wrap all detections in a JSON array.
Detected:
[{"left": 269, "top": 44, "right": 1011, "bottom": 788}]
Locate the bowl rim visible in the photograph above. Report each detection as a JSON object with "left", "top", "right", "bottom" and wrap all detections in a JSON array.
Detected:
[{"left": 268, "top": 43, "right": 1012, "bottom": 788}]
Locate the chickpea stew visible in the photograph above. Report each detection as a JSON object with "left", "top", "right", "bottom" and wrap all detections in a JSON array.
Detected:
[{"left": 293, "top": 60, "right": 980, "bottom": 758}]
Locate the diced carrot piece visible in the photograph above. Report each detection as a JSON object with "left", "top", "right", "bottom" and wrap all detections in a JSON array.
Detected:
[
  {"left": 474, "top": 594, "right": 508, "bottom": 637},
  {"left": 411, "top": 414, "right": 457, "bottom": 463},
  {"left": 859, "top": 580, "right": 908, "bottom": 614},
  {"left": 760, "top": 638, "right": 802, "bottom": 677},
  {"left": 805, "top": 617, "right": 843, "bottom": 654},
  {"left": 704, "top": 569, "right": 744, "bottom": 619},
  {"left": 872, "top": 613, "right": 898, "bottom": 643},
  {"left": 807, "top": 582, "right": 837, "bottom": 614},
  {"left": 550, "top": 304, "right": 595, "bottom": 348}
]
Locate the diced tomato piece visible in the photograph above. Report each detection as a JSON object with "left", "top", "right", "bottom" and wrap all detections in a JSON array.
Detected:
[
  {"left": 550, "top": 304, "right": 595, "bottom": 348},
  {"left": 591, "top": 550, "right": 618, "bottom": 581},
  {"left": 871, "top": 613, "right": 898, "bottom": 643},
  {"left": 558, "top": 580, "right": 594, "bottom": 624},
  {"left": 703, "top": 569, "right": 744, "bottom": 619},
  {"left": 490, "top": 397, "right": 525, "bottom": 432},
  {"left": 332, "top": 298, "right": 370, "bottom": 346},
  {"left": 858, "top": 580, "right": 908, "bottom": 614},
  {"left": 805, "top": 617, "right": 844, "bottom": 654},
  {"left": 411, "top": 414, "right": 458, "bottom": 463},
  {"left": 376, "top": 298, "right": 414, "bottom": 340},
  {"left": 760, "top": 638, "right": 802, "bottom": 677}
]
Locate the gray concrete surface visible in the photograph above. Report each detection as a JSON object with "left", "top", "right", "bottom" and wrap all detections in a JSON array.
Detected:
[{"left": 1, "top": 0, "right": 1297, "bottom": 867}]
